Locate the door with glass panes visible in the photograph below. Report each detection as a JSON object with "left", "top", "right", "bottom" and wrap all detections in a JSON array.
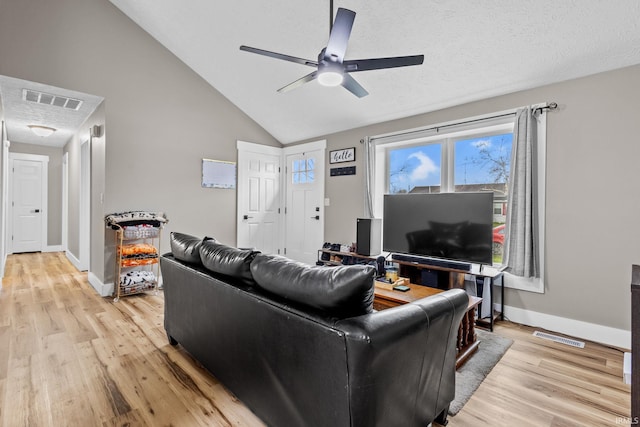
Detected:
[{"left": 285, "top": 150, "right": 324, "bottom": 264}]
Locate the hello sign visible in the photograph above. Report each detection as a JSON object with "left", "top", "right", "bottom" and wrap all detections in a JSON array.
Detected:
[{"left": 329, "top": 147, "right": 356, "bottom": 164}]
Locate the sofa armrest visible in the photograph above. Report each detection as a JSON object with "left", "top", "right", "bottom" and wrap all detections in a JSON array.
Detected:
[{"left": 335, "top": 288, "right": 468, "bottom": 427}]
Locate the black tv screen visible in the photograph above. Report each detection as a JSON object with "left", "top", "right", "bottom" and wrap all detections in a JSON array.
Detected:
[{"left": 383, "top": 192, "right": 494, "bottom": 265}]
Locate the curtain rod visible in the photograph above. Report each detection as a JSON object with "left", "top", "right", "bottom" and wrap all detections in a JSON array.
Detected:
[
  {"left": 363, "top": 102, "right": 558, "bottom": 144},
  {"left": 533, "top": 102, "right": 557, "bottom": 114}
]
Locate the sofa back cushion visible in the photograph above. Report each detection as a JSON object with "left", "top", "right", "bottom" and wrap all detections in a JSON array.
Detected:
[
  {"left": 170, "top": 232, "right": 212, "bottom": 265},
  {"left": 250, "top": 254, "right": 376, "bottom": 318},
  {"left": 199, "top": 240, "right": 259, "bottom": 285}
]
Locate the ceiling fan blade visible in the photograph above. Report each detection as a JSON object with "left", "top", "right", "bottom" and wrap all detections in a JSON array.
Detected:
[
  {"left": 344, "top": 55, "right": 424, "bottom": 72},
  {"left": 341, "top": 74, "right": 368, "bottom": 98},
  {"left": 324, "top": 8, "right": 355, "bottom": 62},
  {"left": 277, "top": 71, "right": 318, "bottom": 93},
  {"left": 240, "top": 45, "right": 318, "bottom": 67}
]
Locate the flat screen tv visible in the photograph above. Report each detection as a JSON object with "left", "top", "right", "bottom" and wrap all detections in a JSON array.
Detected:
[{"left": 383, "top": 192, "right": 494, "bottom": 265}]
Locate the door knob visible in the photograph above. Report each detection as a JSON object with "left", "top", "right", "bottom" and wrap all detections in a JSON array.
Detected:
[
  {"left": 311, "top": 215, "right": 320, "bottom": 220},
  {"left": 34, "top": 209, "right": 40, "bottom": 213},
  {"left": 243, "top": 215, "right": 254, "bottom": 220}
]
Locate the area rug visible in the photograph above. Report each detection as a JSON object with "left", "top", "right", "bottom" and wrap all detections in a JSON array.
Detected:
[{"left": 449, "top": 329, "right": 513, "bottom": 415}]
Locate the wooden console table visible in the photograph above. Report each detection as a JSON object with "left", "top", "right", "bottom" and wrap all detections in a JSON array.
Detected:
[{"left": 374, "top": 282, "right": 482, "bottom": 369}]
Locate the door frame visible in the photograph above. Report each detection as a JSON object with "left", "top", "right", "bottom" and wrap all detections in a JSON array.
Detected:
[
  {"left": 236, "top": 140, "right": 326, "bottom": 260},
  {"left": 282, "top": 140, "right": 326, "bottom": 261},
  {"left": 236, "top": 140, "right": 284, "bottom": 253},
  {"left": 79, "top": 139, "right": 90, "bottom": 271},
  {"left": 62, "top": 151, "right": 69, "bottom": 252},
  {"left": 1, "top": 129, "right": 8, "bottom": 278},
  {"left": 8, "top": 152, "right": 49, "bottom": 254}
]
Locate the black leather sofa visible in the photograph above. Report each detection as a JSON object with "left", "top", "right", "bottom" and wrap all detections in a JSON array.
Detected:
[{"left": 161, "top": 232, "right": 468, "bottom": 427}]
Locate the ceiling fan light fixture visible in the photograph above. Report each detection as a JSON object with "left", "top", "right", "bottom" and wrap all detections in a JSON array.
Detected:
[
  {"left": 28, "top": 125, "right": 57, "bottom": 137},
  {"left": 317, "top": 70, "right": 344, "bottom": 87},
  {"left": 240, "top": 7, "right": 423, "bottom": 97}
]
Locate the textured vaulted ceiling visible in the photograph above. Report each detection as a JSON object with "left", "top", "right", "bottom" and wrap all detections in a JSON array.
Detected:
[{"left": 111, "top": 1, "right": 639, "bottom": 144}]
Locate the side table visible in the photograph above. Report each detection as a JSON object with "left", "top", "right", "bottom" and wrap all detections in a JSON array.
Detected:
[{"left": 374, "top": 283, "right": 482, "bottom": 369}]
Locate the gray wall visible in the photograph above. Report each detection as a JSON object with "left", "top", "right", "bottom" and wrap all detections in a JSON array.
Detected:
[
  {"left": 9, "top": 142, "right": 63, "bottom": 247},
  {"left": 298, "top": 64, "right": 640, "bottom": 333},
  {"left": 64, "top": 129, "right": 80, "bottom": 257},
  {"left": 0, "top": 0, "right": 280, "bottom": 283},
  {"left": 62, "top": 101, "right": 105, "bottom": 282}
]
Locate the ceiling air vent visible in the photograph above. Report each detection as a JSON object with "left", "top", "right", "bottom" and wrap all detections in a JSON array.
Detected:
[{"left": 22, "top": 89, "right": 83, "bottom": 111}]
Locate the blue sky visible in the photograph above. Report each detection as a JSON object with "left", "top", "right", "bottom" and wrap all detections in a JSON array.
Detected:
[{"left": 389, "top": 133, "right": 513, "bottom": 193}]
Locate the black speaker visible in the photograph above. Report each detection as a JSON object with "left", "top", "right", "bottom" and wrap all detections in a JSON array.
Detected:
[
  {"left": 376, "top": 256, "right": 386, "bottom": 277},
  {"left": 356, "top": 218, "right": 382, "bottom": 256}
]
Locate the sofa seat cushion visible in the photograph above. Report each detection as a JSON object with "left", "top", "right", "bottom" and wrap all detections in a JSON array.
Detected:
[
  {"left": 250, "top": 254, "right": 376, "bottom": 318},
  {"left": 170, "top": 232, "right": 216, "bottom": 265},
  {"left": 199, "top": 240, "right": 259, "bottom": 284}
]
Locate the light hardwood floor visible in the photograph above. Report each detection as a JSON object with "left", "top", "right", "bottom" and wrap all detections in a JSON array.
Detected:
[{"left": 0, "top": 252, "right": 631, "bottom": 427}]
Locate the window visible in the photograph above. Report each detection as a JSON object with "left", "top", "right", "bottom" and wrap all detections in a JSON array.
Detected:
[
  {"left": 292, "top": 158, "right": 315, "bottom": 184},
  {"left": 376, "top": 119, "right": 515, "bottom": 266},
  {"left": 371, "top": 109, "right": 547, "bottom": 292}
]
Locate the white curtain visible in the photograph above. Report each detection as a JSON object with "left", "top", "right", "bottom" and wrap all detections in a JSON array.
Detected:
[
  {"left": 504, "top": 107, "right": 540, "bottom": 278},
  {"left": 363, "top": 136, "right": 375, "bottom": 218}
]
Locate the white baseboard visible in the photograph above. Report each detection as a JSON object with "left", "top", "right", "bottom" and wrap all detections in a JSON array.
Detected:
[
  {"left": 88, "top": 271, "right": 114, "bottom": 297},
  {"left": 502, "top": 303, "right": 631, "bottom": 350},
  {"left": 44, "top": 245, "right": 63, "bottom": 253},
  {"left": 65, "top": 250, "right": 82, "bottom": 270}
]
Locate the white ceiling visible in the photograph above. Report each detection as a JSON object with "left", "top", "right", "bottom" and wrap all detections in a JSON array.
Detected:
[
  {"left": 109, "top": 0, "right": 640, "bottom": 144},
  {"left": 0, "top": 75, "right": 104, "bottom": 148}
]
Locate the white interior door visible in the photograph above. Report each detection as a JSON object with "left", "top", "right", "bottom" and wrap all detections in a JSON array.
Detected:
[
  {"left": 11, "top": 157, "right": 46, "bottom": 253},
  {"left": 237, "top": 142, "right": 282, "bottom": 254},
  {"left": 284, "top": 145, "right": 325, "bottom": 265}
]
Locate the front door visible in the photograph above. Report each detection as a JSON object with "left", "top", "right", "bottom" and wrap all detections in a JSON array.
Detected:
[
  {"left": 11, "top": 158, "right": 44, "bottom": 253},
  {"left": 285, "top": 148, "right": 325, "bottom": 265},
  {"left": 237, "top": 143, "right": 282, "bottom": 254}
]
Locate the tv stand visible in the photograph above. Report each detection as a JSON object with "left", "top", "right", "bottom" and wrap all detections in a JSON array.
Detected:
[
  {"left": 391, "top": 254, "right": 504, "bottom": 331},
  {"left": 315, "top": 248, "right": 505, "bottom": 331}
]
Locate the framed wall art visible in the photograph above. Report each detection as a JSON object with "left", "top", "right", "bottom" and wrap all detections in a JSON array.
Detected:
[
  {"left": 202, "top": 158, "right": 236, "bottom": 189},
  {"left": 329, "top": 147, "right": 355, "bottom": 164}
]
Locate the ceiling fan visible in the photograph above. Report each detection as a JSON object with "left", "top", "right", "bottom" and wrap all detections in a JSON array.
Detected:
[{"left": 239, "top": 4, "right": 424, "bottom": 98}]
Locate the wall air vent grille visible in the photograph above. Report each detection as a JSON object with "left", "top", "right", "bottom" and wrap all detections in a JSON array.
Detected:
[
  {"left": 22, "top": 89, "right": 83, "bottom": 111},
  {"left": 532, "top": 331, "right": 585, "bottom": 348}
]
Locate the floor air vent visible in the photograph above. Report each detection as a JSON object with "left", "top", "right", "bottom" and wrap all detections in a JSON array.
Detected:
[{"left": 533, "top": 331, "right": 585, "bottom": 348}]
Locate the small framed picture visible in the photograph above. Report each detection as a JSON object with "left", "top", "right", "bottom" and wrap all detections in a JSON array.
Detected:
[
  {"left": 329, "top": 147, "right": 356, "bottom": 164},
  {"left": 202, "top": 159, "right": 236, "bottom": 189}
]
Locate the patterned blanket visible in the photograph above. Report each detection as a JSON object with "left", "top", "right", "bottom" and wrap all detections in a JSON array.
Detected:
[{"left": 105, "top": 211, "right": 168, "bottom": 229}]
